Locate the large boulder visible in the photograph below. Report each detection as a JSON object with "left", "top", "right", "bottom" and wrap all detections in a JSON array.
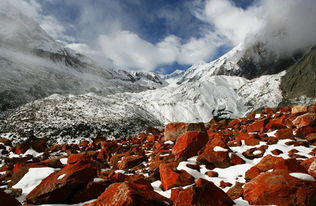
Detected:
[
  {"left": 197, "top": 137, "right": 231, "bottom": 168},
  {"left": 118, "top": 155, "right": 146, "bottom": 170},
  {"left": 71, "top": 181, "right": 111, "bottom": 203},
  {"left": 84, "top": 180, "right": 170, "bottom": 206},
  {"left": 247, "top": 119, "right": 266, "bottom": 132},
  {"left": 293, "top": 113, "right": 316, "bottom": 128},
  {"left": 172, "top": 131, "right": 208, "bottom": 161},
  {"left": 243, "top": 170, "right": 316, "bottom": 206},
  {"left": 171, "top": 178, "right": 234, "bottom": 206},
  {"left": 15, "top": 136, "right": 47, "bottom": 154},
  {"left": 163, "top": 122, "right": 206, "bottom": 141},
  {"left": 245, "top": 155, "right": 307, "bottom": 181},
  {"left": 26, "top": 158, "right": 97, "bottom": 204},
  {"left": 159, "top": 162, "right": 194, "bottom": 191}
]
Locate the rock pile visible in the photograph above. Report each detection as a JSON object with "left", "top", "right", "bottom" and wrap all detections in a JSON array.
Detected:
[{"left": 0, "top": 104, "right": 316, "bottom": 205}]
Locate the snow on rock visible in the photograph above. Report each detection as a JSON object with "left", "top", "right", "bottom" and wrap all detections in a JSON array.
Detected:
[
  {"left": 238, "top": 71, "right": 285, "bottom": 110},
  {"left": 57, "top": 174, "right": 66, "bottom": 180},
  {"left": 13, "top": 167, "right": 56, "bottom": 194},
  {"left": 0, "top": 104, "right": 315, "bottom": 206},
  {"left": 289, "top": 173, "right": 315, "bottom": 182},
  {"left": 213, "top": 146, "right": 229, "bottom": 152},
  {"left": 60, "top": 158, "right": 68, "bottom": 165},
  {"left": 164, "top": 140, "right": 174, "bottom": 145}
]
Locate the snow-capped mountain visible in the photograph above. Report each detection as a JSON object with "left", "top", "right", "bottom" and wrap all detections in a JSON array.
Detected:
[
  {"left": 0, "top": 68, "right": 284, "bottom": 141},
  {"left": 0, "top": 1, "right": 315, "bottom": 142},
  {"left": 0, "top": 2, "right": 166, "bottom": 113}
]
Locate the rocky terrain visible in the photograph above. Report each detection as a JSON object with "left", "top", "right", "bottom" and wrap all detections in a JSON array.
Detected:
[
  {"left": 0, "top": 103, "right": 315, "bottom": 205},
  {"left": 1, "top": 1, "right": 316, "bottom": 141}
]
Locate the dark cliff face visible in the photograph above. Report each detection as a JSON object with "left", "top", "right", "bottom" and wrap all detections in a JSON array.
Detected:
[
  {"left": 217, "top": 42, "right": 303, "bottom": 79},
  {"left": 280, "top": 46, "right": 316, "bottom": 101}
]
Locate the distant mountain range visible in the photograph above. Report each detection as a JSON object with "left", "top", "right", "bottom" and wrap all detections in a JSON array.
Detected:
[{"left": 0, "top": 1, "right": 315, "bottom": 142}]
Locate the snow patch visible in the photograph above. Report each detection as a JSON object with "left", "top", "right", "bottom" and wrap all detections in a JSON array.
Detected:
[
  {"left": 13, "top": 167, "right": 56, "bottom": 194},
  {"left": 213, "top": 146, "right": 229, "bottom": 152},
  {"left": 290, "top": 173, "right": 315, "bottom": 181}
]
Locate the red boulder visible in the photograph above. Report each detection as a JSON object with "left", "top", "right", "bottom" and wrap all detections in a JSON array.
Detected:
[
  {"left": 159, "top": 162, "right": 194, "bottom": 191},
  {"left": 118, "top": 155, "right": 146, "bottom": 170},
  {"left": 275, "top": 128, "right": 294, "bottom": 139},
  {"left": 243, "top": 170, "right": 316, "bottom": 206},
  {"left": 163, "top": 122, "right": 206, "bottom": 141},
  {"left": 26, "top": 160, "right": 97, "bottom": 204},
  {"left": 247, "top": 119, "right": 266, "bottom": 133},
  {"left": 84, "top": 181, "right": 170, "bottom": 206},
  {"left": 172, "top": 131, "right": 208, "bottom": 161},
  {"left": 197, "top": 137, "right": 231, "bottom": 168},
  {"left": 172, "top": 178, "right": 234, "bottom": 206}
]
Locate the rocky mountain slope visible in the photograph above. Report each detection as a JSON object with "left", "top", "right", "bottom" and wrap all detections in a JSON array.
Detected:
[
  {"left": 280, "top": 46, "right": 316, "bottom": 102},
  {"left": 0, "top": 104, "right": 315, "bottom": 205},
  {"left": 0, "top": 2, "right": 166, "bottom": 113},
  {"left": 0, "top": 71, "right": 286, "bottom": 141},
  {"left": 0, "top": 1, "right": 315, "bottom": 141}
]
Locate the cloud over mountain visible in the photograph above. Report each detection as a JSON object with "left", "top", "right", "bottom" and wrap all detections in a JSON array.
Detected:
[{"left": 3, "top": 0, "right": 316, "bottom": 71}]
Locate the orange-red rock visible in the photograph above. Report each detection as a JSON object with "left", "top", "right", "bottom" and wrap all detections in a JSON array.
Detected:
[
  {"left": 26, "top": 161, "right": 97, "bottom": 204},
  {"left": 271, "top": 149, "right": 283, "bottom": 155},
  {"left": 245, "top": 166, "right": 261, "bottom": 181},
  {"left": 254, "top": 154, "right": 306, "bottom": 173},
  {"left": 235, "top": 133, "right": 260, "bottom": 146},
  {"left": 197, "top": 137, "right": 231, "bottom": 168},
  {"left": 84, "top": 180, "right": 170, "bottom": 206},
  {"left": 306, "top": 133, "right": 316, "bottom": 142},
  {"left": 243, "top": 170, "right": 316, "bottom": 206},
  {"left": 308, "top": 160, "right": 316, "bottom": 178},
  {"left": 219, "top": 180, "right": 232, "bottom": 188},
  {"left": 293, "top": 113, "right": 316, "bottom": 128},
  {"left": 159, "top": 162, "right": 194, "bottom": 191},
  {"left": 226, "top": 182, "right": 243, "bottom": 200},
  {"left": 163, "top": 122, "right": 206, "bottom": 141},
  {"left": 242, "top": 146, "right": 266, "bottom": 160},
  {"left": 172, "top": 178, "right": 234, "bottom": 206},
  {"left": 71, "top": 181, "right": 111, "bottom": 203},
  {"left": 228, "top": 119, "right": 241, "bottom": 128},
  {"left": 275, "top": 128, "right": 294, "bottom": 139},
  {"left": 265, "top": 118, "right": 286, "bottom": 130},
  {"left": 301, "top": 157, "right": 316, "bottom": 170},
  {"left": 206, "top": 171, "right": 219, "bottom": 177},
  {"left": 255, "top": 155, "right": 284, "bottom": 172},
  {"left": 172, "top": 131, "right": 208, "bottom": 161},
  {"left": 67, "top": 153, "right": 91, "bottom": 164},
  {"left": 247, "top": 119, "right": 266, "bottom": 132},
  {"left": 296, "top": 125, "right": 316, "bottom": 137},
  {"left": 230, "top": 154, "right": 245, "bottom": 165},
  {"left": 118, "top": 155, "right": 146, "bottom": 170}
]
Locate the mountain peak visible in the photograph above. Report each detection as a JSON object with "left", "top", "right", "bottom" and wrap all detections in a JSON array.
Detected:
[{"left": 0, "top": 1, "right": 63, "bottom": 52}]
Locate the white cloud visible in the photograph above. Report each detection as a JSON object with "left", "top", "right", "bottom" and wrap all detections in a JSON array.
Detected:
[
  {"left": 98, "top": 31, "right": 180, "bottom": 71},
  {"left": 194, "top": 0, "right": 262, "bottom": 45},
  {"left": 195, "top": 0, "right": 316, "bottom": 56},
  {"left": 256, "top": 0, "right": 316, "bottom": 56},
  {"left": 178, "top": 33, "right": 222, "bottom": 65},
  {"left": 97, "top": 30, "right": 222, "bottom": 71},
  {"left": 5, "top": 0, "right": 316, "bottom": 72},
  {"left": 4, "top": 0, "right": 73, "bottom": 42}
]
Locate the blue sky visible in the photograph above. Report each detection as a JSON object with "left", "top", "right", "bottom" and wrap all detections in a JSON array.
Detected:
[
  {"left": 19, "top": 0, "right": 258, "bottom": 73},
  {"left": 11, "top": 0, "right": 316, "bottom": 74},
  {"left": 35, "top": 0, "right": 256, "bottom": 73}
]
